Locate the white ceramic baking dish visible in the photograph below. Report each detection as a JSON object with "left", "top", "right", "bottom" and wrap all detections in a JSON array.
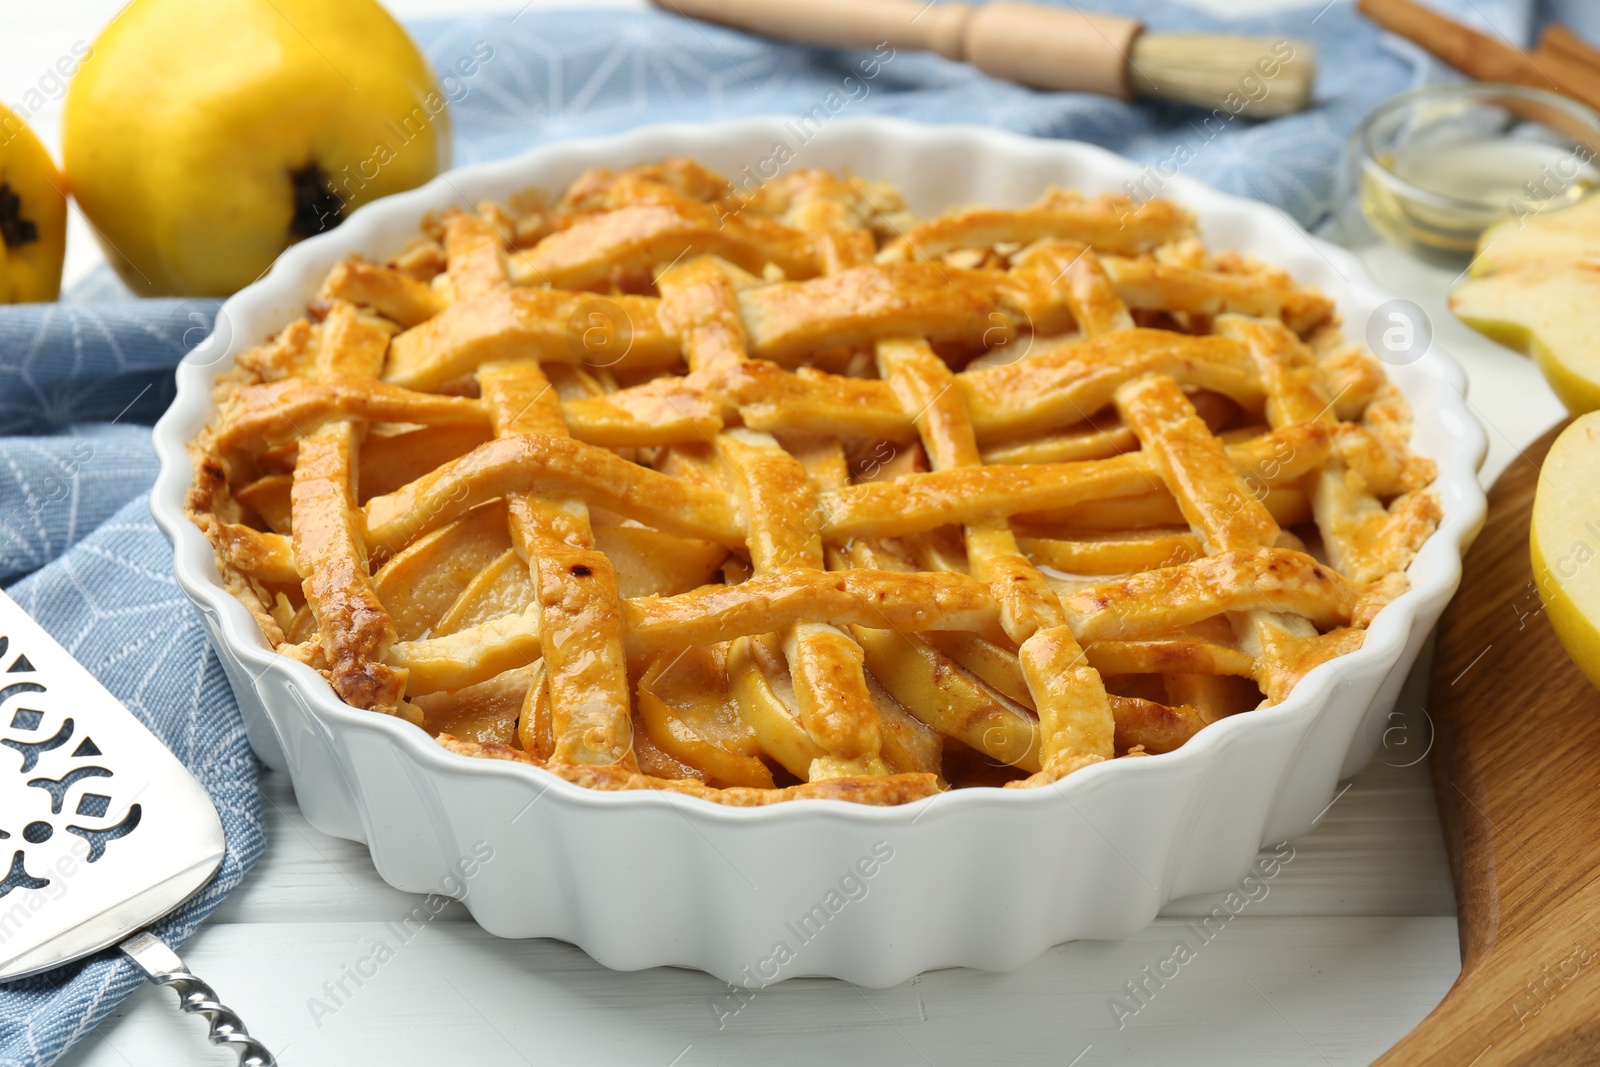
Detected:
[{"left": 150, "top": 116, "right": 1487, "bottom": 988}]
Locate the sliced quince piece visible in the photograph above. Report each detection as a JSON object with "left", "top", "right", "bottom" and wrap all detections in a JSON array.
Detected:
[
  {"left": 1532, "top": 412, "right": 1600, "bottom": 691},
  {"left": 590, "top": 520, "right": 728, "bottom": 598},
  {"left": 372, "top": 501, "right": 511, "bottom": 640},
  {"left": 638, "top": 645, "right": 774, "bottom": 788},
  {"left": 1450, "top": 264, "right": 1600, "bottom": 413},
  {"left": 412, "top": 662, "right": 535, "bottom": 746},
  {"left": 1471, "top": 195, "right": 1600, "bottom": 278},
  {"left": 433, "top": 548, "right": 535, "bottom": 636}
]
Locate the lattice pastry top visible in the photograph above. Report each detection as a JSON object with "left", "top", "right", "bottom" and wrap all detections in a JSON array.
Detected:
[{"left": 188, "top": 157, "right": 1439, "bottom": 806}]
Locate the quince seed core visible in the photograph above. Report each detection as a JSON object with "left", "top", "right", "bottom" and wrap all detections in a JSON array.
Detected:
[
  {"left": 289, "top": 163, "right": 345, "bottom": 240},
  {"left": 0, "top": 184, "right": 38, "bottom": 248}
]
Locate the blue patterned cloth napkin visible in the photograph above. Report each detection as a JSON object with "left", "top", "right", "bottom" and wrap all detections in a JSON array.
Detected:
[{"left": 0, "top": 1, "right": 1545, "bottom": 1062}]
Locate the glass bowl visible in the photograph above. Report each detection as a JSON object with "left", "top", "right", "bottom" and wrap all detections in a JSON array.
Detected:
[{"left": 1343, "top": 82, "right": 1600, "bottom": 267}]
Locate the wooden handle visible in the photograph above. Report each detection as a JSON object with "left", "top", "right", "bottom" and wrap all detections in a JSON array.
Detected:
[
  {"left": 1527, "top": 46, "right": 1600, "bottom": 120},
  {"left": 1357, "top": 0, "right": 1535, "bottom": 83},
  {"left": 651, "top": 0, "right": 976, "bottom": 59},
  {"left": 651, "top": 0, "right": 1141, "bottom": 99},
  {"left": 965, "top": 2, "right": 1139, "bottom": 99},
  {"left": 1541, "top": 24, "right": 1600, "bottom": 75},
  {"left": 1357, "top": 0, "right": 1600, "bottom": 112},
  {"left": 1377, "top": 420, "right": 1600, "bottom": 1065}
]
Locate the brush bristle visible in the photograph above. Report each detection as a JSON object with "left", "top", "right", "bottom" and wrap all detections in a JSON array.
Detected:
[{"left": 1128, "top": 35, "right": 1316, "bottom": 118}]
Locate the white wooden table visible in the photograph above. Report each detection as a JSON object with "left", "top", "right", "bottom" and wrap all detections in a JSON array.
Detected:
[{"left": 5, "top": 2, "right": 1570, "bottom": 1064}]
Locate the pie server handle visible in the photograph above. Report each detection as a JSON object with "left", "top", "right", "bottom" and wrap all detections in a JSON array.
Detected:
[{"left": 121, "top": 931, "right": 277, "bottom": 1066}]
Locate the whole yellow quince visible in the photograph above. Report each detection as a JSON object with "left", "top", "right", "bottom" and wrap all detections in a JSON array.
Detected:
[
  {"left": 0, "top": 104, "right": 68, "bottom": 303},
  {"left": 65, "top": 0, "right": 452, "bottom": 297}
]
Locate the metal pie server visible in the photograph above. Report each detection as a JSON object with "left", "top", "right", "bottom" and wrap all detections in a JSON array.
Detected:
[{"left": 0, "top": 588, "right": 274, "bottom": 1065}]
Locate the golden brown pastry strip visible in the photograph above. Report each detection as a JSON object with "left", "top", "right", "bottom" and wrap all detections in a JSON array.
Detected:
[
  {"left": 320, "top": 259, "right": 444, "bottom": 328},
  {"left": 363, "top": 433, "right": 745, "bottom": 557},
  {"left": 444, "top": 213, "right": 512, "bottom": 300},
  {"left": 389, "top": 567, "right": 1007, "bottom": 694},
  {"left": 1102, "top": 256, "right": 1288, "bottom": 322},
  {"left": 1062, "top": 550, "right": 1355, "bottom": 640},
  {"left": 1011, "top": 240, "right": 1135, "bottom": 338},
  {"left": 820, "top": 457, "right": 1160, "bottom": 540},
  {"left": 210, "top": 523, "right": 298, "bottom": 583},
  {"left": 512, "top": 202, "right": 822, "bottom": 289},
  {"left": 292, "top": 423, "right": 408, "bottom": 709},
  {"left": 215, "top": 376, "right": 716, "bottom": 455},
  {"left": 876, "top": 337, "right": 1113, "bottom": 778},
  {"left": 720, "top": 430, "right": 888, "bottom": 775},
  {"left": 289, "top": 306, "right": 408, "bottom": 710},
  {"left": 1110, "top": 696, "right": 1208, "bottom": 755},
  {"left": 1114, "top": 374, "right": 1280, "bottom": 554},
  {"left": 656, "top": 256, "right": 759, "bottom": 374},
  {"left": 739, "top": 264, "right": 1015, "bottom": 362},
  {"left": 480, "top": 360, "right": 637, "bottom": 771},
  {"left": 702, "top": 360, "right": 917, "bottom": 443},
  {"left": 1017, "top": 530, "right": 1203, "bottom": 575},
  {"left": 980, "top": 423, "right": 1138, "bottom": 465},
  {"left": 959, "top": 330, "right": 1261, "bottom": 441},
  {"left": 879, "top": 194, "right": 1194, "bottom": 262},
  {"left": 385, "top": 288, "right": 681, "bottom": 390},
  {"left": 214, "top": 378, "right": 486, "bottom": 455},
  {"left": 1216, "top": 315, "right": 1335, "bottom": 428}
]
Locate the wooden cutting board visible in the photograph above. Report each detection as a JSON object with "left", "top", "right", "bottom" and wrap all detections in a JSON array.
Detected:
[{"left": 1377, "top": 419, "right": 1600, "bottom": 1065}]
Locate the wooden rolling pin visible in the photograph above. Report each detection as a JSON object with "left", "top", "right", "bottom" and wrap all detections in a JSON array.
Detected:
[{"left": 651, "top": 0, "right": 1315, "bottom": 117}]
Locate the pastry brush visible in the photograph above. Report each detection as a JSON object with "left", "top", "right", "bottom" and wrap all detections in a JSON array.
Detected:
[{"left": 651, "top": 0, "right": 1316, "bottom": 118}]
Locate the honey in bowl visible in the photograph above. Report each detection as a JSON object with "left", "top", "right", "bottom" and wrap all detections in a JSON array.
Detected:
[{"left": 1349, "top": 83, "right": 1600, "bottom": 267}]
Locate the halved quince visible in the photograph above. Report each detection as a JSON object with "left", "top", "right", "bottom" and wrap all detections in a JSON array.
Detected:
[
  {"left": 1531, "top": 411, "right": 1600, "bottom": 691},
  {"left": 1452, "top": 190, "right": 1600, "bottom": 414},
  {"left": 1470, "top": 193, "right": 1600, "bottom": 278},
  {"left": 1452, "top": 264, "right": 1600, "bottom": 414}
]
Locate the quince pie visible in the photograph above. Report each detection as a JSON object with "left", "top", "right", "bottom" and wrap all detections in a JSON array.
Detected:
[{"left": 188, "top": 158, "right": 1439, "bottom": 806}]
